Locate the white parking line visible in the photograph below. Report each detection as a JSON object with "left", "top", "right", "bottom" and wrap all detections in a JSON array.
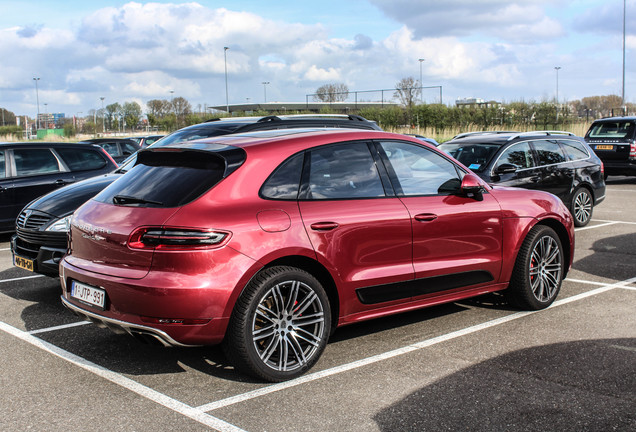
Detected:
[
  {"left": 0, "top": 247, "right": 11, "bottom": 251},
  {"left": 575, "top": 221, "right": 619, "bottom": 231},
  {"left": 197, "top": 276, "right": 636, "bottom": 412},
  {"left": 0, "top": 275, "right": 46, "bottom": 284},
  {"left": 593, "top": 219, "right": 636, "bottom": 225},
  {"left": 0, "top": 322, "right": 247, "bottom": 432},
  {"left": 28, "top": 321, "right": 91, "bottom": 335}
]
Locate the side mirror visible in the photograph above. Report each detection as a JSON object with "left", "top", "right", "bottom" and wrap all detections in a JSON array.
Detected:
[
  {"left": 495, "top": 163, "right": 518, "bottom": 175},
  {"left": 460, "top": 173, "right": 485, "bottom": 201}
]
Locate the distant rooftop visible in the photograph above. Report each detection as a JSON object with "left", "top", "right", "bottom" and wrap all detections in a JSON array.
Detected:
[{"left": 208, "top": 101, "right": 399, "bottom": 114}]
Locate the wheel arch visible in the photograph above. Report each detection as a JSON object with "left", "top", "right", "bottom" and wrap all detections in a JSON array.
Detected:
[
  {"left": 261, "top": 255, "right": 340, "bottom": 332},
  {"left": 535, "top": 218, "right": 572, "bottom": 277}
]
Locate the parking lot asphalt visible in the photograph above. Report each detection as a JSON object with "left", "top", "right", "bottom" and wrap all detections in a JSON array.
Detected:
[{"left": 1, "top": 177, "right": 635, "bottom": 432}]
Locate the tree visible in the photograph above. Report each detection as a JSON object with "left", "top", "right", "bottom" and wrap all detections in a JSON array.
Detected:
[
  {"left": 313, "top": 83, "right": 349, "bottom": 103},
  {"left": 105, "top": 103, "right": 122, "bottom": 130},
  {"left": 122, "top": 101, "right": 142, "bottom": 132},
  {"left": 171, "top": 96, "right": 192, "bottom": 128},
  {"left": 394, "top": 77, "right": 421, "bottom": 109}
]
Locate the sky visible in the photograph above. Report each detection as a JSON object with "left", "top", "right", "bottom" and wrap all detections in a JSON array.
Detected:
[{"left": 0, "top": 0, "right": 634, "bottom": 119}]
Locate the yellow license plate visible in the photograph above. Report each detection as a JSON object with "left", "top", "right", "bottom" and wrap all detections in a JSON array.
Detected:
[
  {"left": 14, "top": 255, "right": 34, "bottom": 272},
  {"left": 595, "top": 145, "right": 614, "bottom": 150}
]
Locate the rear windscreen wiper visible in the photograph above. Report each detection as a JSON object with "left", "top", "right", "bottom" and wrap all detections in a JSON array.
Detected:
[{"left": 113, "top": 195, "right": 164, "bottom": 206}]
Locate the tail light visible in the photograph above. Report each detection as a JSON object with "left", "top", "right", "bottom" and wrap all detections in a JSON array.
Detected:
[
  {"left": 128, "top": 227, "right": 230, "bottom": 250},
  {"left": 600, "top": 161, "right": 604, "bottom": 176},
  {"left": 630, "top": 140, "right": 636, "bottom": 159}
]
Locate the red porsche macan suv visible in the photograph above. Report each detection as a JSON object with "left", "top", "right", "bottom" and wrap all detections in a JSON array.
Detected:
[{"left": 60, "top": 129, "right": 574, "bottom": 382}]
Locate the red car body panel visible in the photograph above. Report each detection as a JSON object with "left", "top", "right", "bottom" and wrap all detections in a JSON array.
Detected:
[{"left": 60, "top": 130, "right": 575, "bottom": 347}]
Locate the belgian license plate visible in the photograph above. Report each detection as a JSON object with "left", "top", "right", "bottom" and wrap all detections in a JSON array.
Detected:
[
  {"left": 13, "top": 254, "right": 34, "bottom": 272},
  {"left": 595, "top": 145, "right": 614, "bottom": 150},
  {"left": 71, "top": 281, "right": 106, "bottom": 309}
]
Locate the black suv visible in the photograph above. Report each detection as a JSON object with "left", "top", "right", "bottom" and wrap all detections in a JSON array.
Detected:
[
  {"left": 584, "top": 116, "right": 636, "bottom": 178},
  {"left": 439, "top": 131, "right": 605, "bottom": 227},
  {"left": 79, "top": 138, "right": 141, "bottom": 164},
  {"left": 11, "top": 114, "right": 381, "bottom": 276},
  {"left": 0, "top": 142, "right": 117, "bottom": 235}
]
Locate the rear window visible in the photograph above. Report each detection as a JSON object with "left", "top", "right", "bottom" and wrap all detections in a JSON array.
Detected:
[
  {"left": 94, "top": 149, "right": 237, "bottom": 208},
  {"left": 56, "top": 147, "right": 108, "bottom": 171},
  {"left": 438, "top": 142, "right": 500, "bottom": 172},
  {"left": 587, "top": 121, "right": 636, "bottom": 139}
]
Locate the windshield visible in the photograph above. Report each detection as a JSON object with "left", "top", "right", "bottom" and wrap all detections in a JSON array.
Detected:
[
  {"left": 587, "top": 121, "right": 636, "bottom": 140},
  {"left": 438, "top": 142, "right": 500, "bottom": 172},
  {"left": 115, "top": 123, "right": 243, "bottom": 173}
]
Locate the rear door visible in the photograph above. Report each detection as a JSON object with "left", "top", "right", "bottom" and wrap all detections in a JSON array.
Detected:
[
  {"left": 530, "top": 139, "right": 573, "bottom": 201},
  {"left": 297, "top": 141, "right": 414, "bottom": 316}
]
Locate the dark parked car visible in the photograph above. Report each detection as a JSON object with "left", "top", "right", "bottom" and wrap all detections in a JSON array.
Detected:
[
  {"left": 0, "top": 142, "right": 117, "bottom": 236},
  {"left": 127, "top": 135, "right": 164, "bottom": 148},
  {"left": 12, "top": 114, "right": 382, "bottom": 276},
  {"left": 79, "top": 138, "right": 141, "bottom": 164},
  {"left": 60, "top": 128, "right": 574, "bottom": 382},
  {"left": 439, "top": 131, "right": 605, "bottom": 227},
  {"left": 584, "top": 116, "right": 636, "bottom": 178}
]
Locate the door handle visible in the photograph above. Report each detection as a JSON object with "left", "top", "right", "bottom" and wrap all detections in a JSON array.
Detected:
[
  {"left": 55, "top": 179, "right": 67, "bottom": 185},
  {"left": 414, "top": 213, "right": 437, "bottom": 222},
  {"left": 529, "top": 176, "right": 540, "bottom": 183},
  {"left": 310, "top": 222, "right": 339, "bottom": 231}
]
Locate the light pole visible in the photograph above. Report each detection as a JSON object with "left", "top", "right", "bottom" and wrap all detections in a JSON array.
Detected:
[
  {"left": 418, "top": 58, "right": 425, "bottom": 104},
  {"left": 622, "top": 0, "right": 626, "bottom": 113},
  {"left": 224, "top": 46, "right": 230, "bottom": 114},
  {"left": 262, "top": 81, "right": 270, "bottom": 103},
  {"left": 554, "top": 66, "right": 561, "bottom": 123},
  {"left": 100, "top": 97, "right": 105, "bottom": 133},
  {"left": 44, "top": 103, "right": 47, "bottom": 128},
  {"left": 33, "top": 77, "right": 40, "bottom": 129}
]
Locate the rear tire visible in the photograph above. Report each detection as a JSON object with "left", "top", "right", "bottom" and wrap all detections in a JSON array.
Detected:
[
  {"left": 571, "top": 187, "right": 593, "bottom": 227},
  {"left": 506, "top": 225, "right": 564, "bottom": 310},
  {"left": 223, "top": 266, "right": 331, "bottom": 382}
]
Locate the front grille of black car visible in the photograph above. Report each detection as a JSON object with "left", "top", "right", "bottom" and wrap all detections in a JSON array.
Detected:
[{"left": 16, "top": 211, "right": 52, "bottom": 230}]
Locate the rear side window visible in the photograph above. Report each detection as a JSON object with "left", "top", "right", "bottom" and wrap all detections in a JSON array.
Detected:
[
  {"left": 559, "top": 140, "right": 590, "bottom": 161},
  {"left": 261, "top": 152, "right": 304, "bottom": 200},
  {"left": 587, "top": 121, "right": 635, "bottom": 139},
  {"left": 532, "top": 140, "right": 566, "bottom": 166},
  {"left": 56, "top": 148, "right": 108, "bottom": 171},
  {"left": 303, "top": 142, "right": 385, "bottom": 200},
  {"left": 14, "top": 148, "right": 61, "bottom": 176},
  {"left": 93, "top": 149, "right": 238, "bottom": 207}
]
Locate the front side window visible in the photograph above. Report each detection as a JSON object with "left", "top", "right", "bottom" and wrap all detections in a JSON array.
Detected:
[
  {"left": 532, "top": 140, "right": 566, "bottom": 166},
  {"left": 304, "top": 142, "right": 385, "bottom": 200},
  {"left": 438, "top": 142, "right": 500, "bottom": 172},
  {"left": 495, "top": 142, "right": 535, "bottom": 170},
  {"left": 56, "top": 148, "right": 108, "bottom": 171},
  {"left": 14, "top": 148, "right": 61, "bottom": 176},
  {"left": 379, "top": 141, "right": 462, "bottom": 196},
  {"left": 121, "top": 143, "right": 138, "bottom": 157},
  {"left": 0, "top": 151, "right": 5, "bottom": 178},
  {"left": 100, "top": 142, "right": 119, "bottom": 157}
]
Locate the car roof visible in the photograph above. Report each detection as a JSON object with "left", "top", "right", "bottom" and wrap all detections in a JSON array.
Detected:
[
  {"left": 79, "top": 138, "right": 138, "bottom": 144},
  {"left": 590, "top": 116, "right": 636, "bottom": 123},
  {"left": 0, "top": 141, "right": 103, "bottom": 149},
  {"left": 147, "top": 128, "right": 421, "bottom": 154},
  {"left": 445, "top": 130, "right": 579, "bottom": 145}
]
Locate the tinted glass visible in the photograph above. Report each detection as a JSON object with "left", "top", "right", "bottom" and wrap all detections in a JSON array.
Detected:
[
  {"left": 438, "top": 142, "right": 500, "bottom": 172},
  {"left": 306, "top": 143, "right": 384, "bottom": 199},
  {"left": 559, "top": 139, "right": 589, "bottom": 161},
  {"left": 496, "top": 142, "right": 535, "bottom": 169},
  {"left": 94, "top": 150, "right": 228, "bottom": 207},
  {"left": 587, "top": 121, "right": 635, "bottom": 139},
  {"left": 380, "top": 141, "right": 462, "bottom": 196},
  {"left": 56, "top": 148, "right": 108, "bottom": 171},
  {"left": 261, "top": 152, "right": 304, "bottom": 200},
  {"left": 532, "top": 140, "right": 566, "bottom": 166},
  {"left": 14, "top": 148, "right": 60, "bottom": 176},
  {"left": 121, "top": 143, "right": 138, "bottom": 156},
  {"left": 100, "top": 142, "right": 119, "bottom": 157},
  {"left": 0, "top": 151, "right": 4, "bottom": 178}
]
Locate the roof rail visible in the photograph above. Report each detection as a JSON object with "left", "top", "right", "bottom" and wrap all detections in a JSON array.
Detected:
[
  {"left": 506, "top": 130, "right": 576, "bottom": 141},
  {"left": 453, "top": 131, "right": 518, "bottom": 139}
]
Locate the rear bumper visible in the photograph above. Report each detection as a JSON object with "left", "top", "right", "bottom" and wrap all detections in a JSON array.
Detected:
[
  {"left": 602, "top": 160, "right": 636, "bottom": 176},
  {"left": 11, "top": 234, "right": 66, "bottom": 277}
]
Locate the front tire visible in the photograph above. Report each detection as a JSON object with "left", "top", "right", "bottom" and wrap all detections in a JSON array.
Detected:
[
  {"left": 506, "top": 225, "right": 564, "bottom": 310},
  {"left": 223, "top": 266, "right": 331, "bottom": 382},
  {"left": 571, "top": 187, "right": 593, "bottom": 227}
]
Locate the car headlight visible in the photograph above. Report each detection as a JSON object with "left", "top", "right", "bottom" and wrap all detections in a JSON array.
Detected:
[{"left": 45, "top": 215, "right": 72, "bottom": 232}]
